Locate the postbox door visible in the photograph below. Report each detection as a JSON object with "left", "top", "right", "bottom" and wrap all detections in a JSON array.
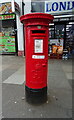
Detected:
[
  {"left": 29, "top": 36, "right": 48, "bottom": 89},
  {"left": 25, "top": 27, "right": 48, "bottom": 89}
]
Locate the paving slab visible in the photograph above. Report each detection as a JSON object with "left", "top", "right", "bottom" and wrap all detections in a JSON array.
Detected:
[
  {"left": 3, "top": 66, "right": 25, "bottom": 85},
  {"left": 1, "top": 56, "right": 72, "bottom": 118}
]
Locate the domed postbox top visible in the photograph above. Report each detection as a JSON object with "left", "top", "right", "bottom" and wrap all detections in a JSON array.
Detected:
[{"left": 20, "top": 13, "right": 54, "bottom": 26}]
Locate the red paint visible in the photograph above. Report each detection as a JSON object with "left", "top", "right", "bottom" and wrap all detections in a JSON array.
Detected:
[
  {"left": 0, "top": 45, "right": 5, "bottom": 46},
  {"left": 18, "top": 51, "right": 24, "bottom": 56},
  {"left": 20, "top": 13, "right": 54, "bottom": 89}
]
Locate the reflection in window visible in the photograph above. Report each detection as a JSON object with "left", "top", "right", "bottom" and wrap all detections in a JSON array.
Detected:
[
  {"left": 49, "top": 25, "right": 54, "bottom": 39},
  {"left": 49, "top": 31, "right": 54, "bottom": 39},
  {"left": 55, "top": 25, "right": 65, "bottom": 39},
  {"left": 49, "top": 24, "right": 65, "bottom": 39},
  {"left": 66, "top": 23, "right": 74, "bottom": 51}
]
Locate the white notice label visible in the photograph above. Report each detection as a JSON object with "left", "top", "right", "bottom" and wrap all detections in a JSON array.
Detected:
[
  {"left": 32, "top": 55, "right": 45, "bottom": 59},
  {"left": 35, "top": 39, "right": 43, "bottom": 53}
]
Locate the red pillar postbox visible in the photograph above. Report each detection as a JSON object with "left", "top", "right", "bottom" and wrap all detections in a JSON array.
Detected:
[{"left": 20, "top": 13, "right": 54, "bottom": 103}]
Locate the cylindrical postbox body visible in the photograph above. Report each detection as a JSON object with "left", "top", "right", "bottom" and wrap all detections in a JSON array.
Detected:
[{"left": 20, "top": 13, "right": 54, "bottom": 103}]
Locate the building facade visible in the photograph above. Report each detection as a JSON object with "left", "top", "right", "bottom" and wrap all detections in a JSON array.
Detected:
[
  {"left": 0, "top": 0, "right": 31, "bottom": 56},
  {"left": 31, "top": 0, "right": 74, "bottom": 57},
  {"left": 0, "top": 0, "right": 74, "bottom": 57}
]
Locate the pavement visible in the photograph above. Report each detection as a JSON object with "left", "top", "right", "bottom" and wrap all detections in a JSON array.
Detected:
[{"left": 0, "top": 55, "right": 72, "bottom": 118}]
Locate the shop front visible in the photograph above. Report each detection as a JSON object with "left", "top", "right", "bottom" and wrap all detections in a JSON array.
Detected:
[
  {"left": 0, "top": 2, "right": 18, "bottom": 55},
  {"left": 45, "top": 0, "right": 74, "bottom": 59},
  {"left": 31, "top": 0, "right": 74, "bottom": 59},
  {"left": 0, "top": 13, "right": 18, "bottom": 55},
  {"left": 48, "top": 17, "right": 74, "bottom": 59}
]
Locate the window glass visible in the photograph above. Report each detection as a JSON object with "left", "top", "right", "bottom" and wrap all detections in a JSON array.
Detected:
[
  {"left": 49, "top": 31, "right": 54, "bottom": 39},
  {"left": 55, "top": 25, "right": 65, "bottom": 39},
  {"left": 66, "top": 23, "right": 74, "bottom": 52},
  {"left": 49, "top": 25, "right": 54, "bottom": 39}
]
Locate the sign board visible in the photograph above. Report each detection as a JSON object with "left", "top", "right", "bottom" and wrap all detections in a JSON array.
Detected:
[
  {"left": 45, "top": 0, "right": 74, "bottom": 14},
  {"left": 0, "top": 2, "right": 12, "bottom": 14},
  {"left": 0, "top": 25, "right": 16, "bottom": 53},
  {"left": 11, "top": 0, "right": 20, "bottom": 14},
  {"left": 0, "top": 14, "right": 15, "bottom": 20},
  {"left": 0, "top": 1, "right": 20, "bottom": 15},
  {"left": 0, "top": 36, "right": 16, "bottom": 53}
]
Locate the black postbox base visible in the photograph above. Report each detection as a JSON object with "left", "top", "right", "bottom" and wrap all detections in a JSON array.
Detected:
[{"left": 25, "top": 86, "right": 47, "bottom": 104}]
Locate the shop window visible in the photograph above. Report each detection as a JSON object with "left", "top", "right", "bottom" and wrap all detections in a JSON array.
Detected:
[
  {"left": 55, "top": 24, "right": 65, "bottom": 39},
  {"left": 49, "top": 25, "right": 54, "bottom": 39},
  {"left": 0, "top": 19, "right": 16, "bottom": 54},
  {"left": 66, "top": 23, "right": 74, "bottom": 53},
  {"left": 49, "top": 30, "right": 54, "bottom": 39}
]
